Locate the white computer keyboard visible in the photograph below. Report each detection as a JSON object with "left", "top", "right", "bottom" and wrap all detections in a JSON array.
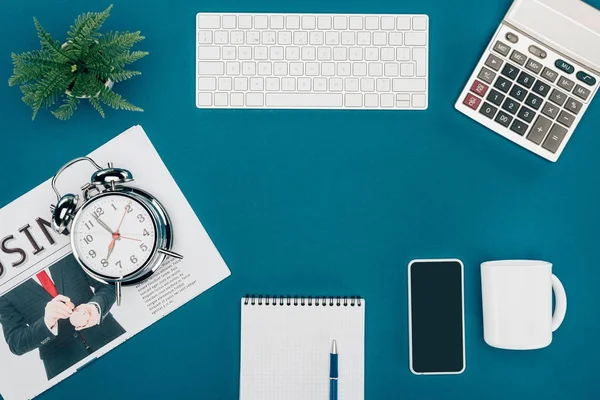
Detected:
[{"left": 196, "top": 13, "right": 429, "bottom": 110}]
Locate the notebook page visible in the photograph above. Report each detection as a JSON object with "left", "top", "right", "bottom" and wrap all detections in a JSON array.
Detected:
[{"left": 240, "top": 299, "right": 365, "bottom": 400}]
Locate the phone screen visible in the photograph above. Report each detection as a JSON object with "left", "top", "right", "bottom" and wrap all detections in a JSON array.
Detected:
[{"left": 409, "top": 259, "right": 465, "bottom": 374}]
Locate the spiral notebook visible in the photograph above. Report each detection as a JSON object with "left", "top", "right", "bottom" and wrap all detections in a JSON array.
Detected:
[{"left": 240, "top": 295, "right": 365, "bottom": 400}]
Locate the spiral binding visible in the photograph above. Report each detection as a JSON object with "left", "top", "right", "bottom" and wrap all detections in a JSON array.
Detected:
[{"left": 244, "top": 294, "right": 362, "bottom": 307}]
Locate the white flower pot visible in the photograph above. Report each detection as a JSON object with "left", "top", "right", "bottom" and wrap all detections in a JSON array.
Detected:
[{"left": 61, "top": 41, "right": 114, "bottom": 99}]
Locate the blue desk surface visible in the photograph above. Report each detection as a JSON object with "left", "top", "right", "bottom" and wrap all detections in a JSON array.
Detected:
[{"left": 1, "top": 0, "right": 600, "bottom": 399}]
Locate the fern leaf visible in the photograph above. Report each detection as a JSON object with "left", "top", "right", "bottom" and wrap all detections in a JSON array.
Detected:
[
  {"left": 51, "top": 95, "right": 80, "bottom": 120},
  {"left": 9, "top": 51, "right": 63, "bottom": 86},
  {"left": 33, "top": 17, "right": 74, "bottom": 63},
  {"left": 31, "top": 66, "right": 73, "bottom": 119},
  {"left": 98, "top": 86, "right": 143, "bottom": 112},
  {"left": 89, "top": 97, "right": 105, "bottom": 118},
  {"left": 108, "top": 70, "right": 141, "bottom": 83},
  {"left": 112, "top": 51, "right": 149, "bottom": 67},
  {"left": 67, "top": 5, "right": 113, "bottom": 58}
]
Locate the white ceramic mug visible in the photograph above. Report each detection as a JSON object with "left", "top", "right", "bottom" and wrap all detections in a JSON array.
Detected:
[{"left": 481, "top": 260, "right": 567, "bottom": 350}]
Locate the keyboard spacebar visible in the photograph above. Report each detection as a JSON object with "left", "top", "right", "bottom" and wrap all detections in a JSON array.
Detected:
[{"left": 266, "top": 93, "right": 343, "bottom": 108}]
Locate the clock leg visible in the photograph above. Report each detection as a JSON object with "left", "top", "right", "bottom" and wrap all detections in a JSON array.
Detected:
[
  {"left": 158, "top": 248, "right": 183, "bottom": 260},
  {"left": 116, "top": 282, "right": 122, "bottom": 306}
]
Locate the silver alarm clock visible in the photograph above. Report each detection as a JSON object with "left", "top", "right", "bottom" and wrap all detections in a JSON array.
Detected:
[{"left": 50, "top": 157, "right": 182, "bottom": 305}]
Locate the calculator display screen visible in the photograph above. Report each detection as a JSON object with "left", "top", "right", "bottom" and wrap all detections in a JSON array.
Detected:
[{"left": 409, "top": 260, "right": 465, "bottom": 374}]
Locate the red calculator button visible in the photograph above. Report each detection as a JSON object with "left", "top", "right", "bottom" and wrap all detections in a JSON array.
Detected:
[
  {"left": 470, "top": 80, "right": 489, "bottom": 96},
  {"left": 463, "top": 93, "right": 482, "bottom": 110}
]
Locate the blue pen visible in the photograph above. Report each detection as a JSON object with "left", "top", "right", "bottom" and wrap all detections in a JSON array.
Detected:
[{"left": 330, "top": 339, "right": 338, "bottom": 400}]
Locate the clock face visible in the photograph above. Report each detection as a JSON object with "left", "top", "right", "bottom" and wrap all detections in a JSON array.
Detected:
[{"left": 71, "top": 194, "right": 157, "bottom": 278}]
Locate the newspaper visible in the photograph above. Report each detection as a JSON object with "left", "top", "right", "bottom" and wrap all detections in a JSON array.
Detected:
[{"left": 0, "top": 126, "right": 231, "bottom": 400}]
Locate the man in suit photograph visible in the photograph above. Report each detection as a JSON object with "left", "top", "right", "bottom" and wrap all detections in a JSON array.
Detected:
[{"left": 0, "top": 255, "right": 125, "bottom": 380}]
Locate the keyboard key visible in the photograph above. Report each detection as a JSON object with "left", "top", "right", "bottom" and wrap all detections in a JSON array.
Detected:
[
  {"left": 576, "top": 71, "right": 596, "bottom": 86},
  {"left": 318, "top": 47, "right": 332, "bottom": 61},
  {"left": 198, "top": 77, "right": 216, "bottom": 90},
  {"left": 197, "top": 92, "right": 213, "bottom": 106},
  {"left": 222, "top": 15, "right": 236, "bottom": 29},
  {"left": 333, "top": 16, "right": 348, "bottom": 30},
  {"left": 557, "top": 110, "right": 575, "bottom": 127},
  {"left": 528, "top": 115, "right": 552, "bottom": 144},
  {"left": 365, "top": 93, "right": 379, "bottom": 107},
  {"left": 317, "top": 16, "right": 332, "bottom": 29},
  {"left": 234, "top": 77, "right": 248, "bottom": 91},
  {"left": 384, "top": 63, "right": 399, "bottom": 76},
  {"left": 366, "top": 48, "right": 379, "bottom": 61},
  {"left": 470, "top": 80, "right": 488, "bottom": 97},
  {"left": 542, "top": 124, "right": 568, "bottom": 153},
  {"left": 281, "top": 77, "right": 296, "bottom": 91},
  {"left": 501, "top": 63, "right": 520, "bottom": 80},
  {"left": 509, "top": 85, "right": 527, "bottom": 101},
  {"left": 527, "top": 45, "right": 547, "bottom": 59},
  {"left": 404, "top": 32, "right": 427, "bottom": 46},
  {"left": 298, "top": 77, "right": 311, "bottom": 91},
  {"left": 376, "top": 78, "right": 391, "bottom": 91},
  {"left": 381, "top": 48, "right": 394, "bottom": 61},
  {"left": 361, "top": 78, "right": 375, "bottom": 92},
  {"left": 487, "top": 89, "right": 505, "bottom": 106},
  {"left": 555, "top": 59, "right": 574, "bottom": 74},
  {"left": 397, "top": 48, "right": 410, "bottom": 61},
  {"left": 381, "top": 16, "right": 396, "bottom": 30},
  {"left": 412, "top": 93, "right": 427, "bottom": 108},
  {"left": 287, "top": 15, "right": 301, "bottom": 29},
  {"left": 381, "top": 93, "right": 394, "bottom": 107},
  {"left": 485, "top": 54, "right": 503, "bottom": 71},
  {"left": 401, "top": 63, "right": 415, "bottom": 77},
  {"left": 242, "top": 61, "right": 256, "bottom": 75},
  {"left": 350, "top": 48, "right": 363, "bottom": 61},
  {"left": 541, "top": 102, "right": 559, "bottom": 119},
  {"left": 397, "top": 93, "right": 410, "bottom": 107},
  {"left": 214, "top": 92, "right": 228, "bottom": 106},
  {"left": 525, "top": 59, "right": 542, "bottom": 74},
  {"left": 463, "top": 93, "right": 481, "bottom": 110},
  {"left": 302, "top": 16, "right": 316, "bottom": 30},
  {"left": 278, "top": 31, "right": 292, "bottom": 45},
  {"left": 565, "top": 97, "right": 583, "bottom": 114},
  {"left": 349, "top": 16, "right": 363, "bottom": 30},
  {"left": 412, "top": 16, "right": 427, "bottom": 30},
  {"left": 510, "top": 119, "right": 528, "bottom": 136},
  {"left": 270, "top": 15, "right": 284, "bottom": 29},
  {"left": 255, "top": 15, "right": 268, "bottom": 29},
  {"left": 231, "top": 31, "right": 244, "bottom": 44},
  {"left": 478, "top": 67, "right": 496, "bottom": 84},
  {"left": 198, "top": 31, "right": 213, "bottom": 44},
  {"left": 219, "top": 77, "right": 232, "bottom": 90},
  {"left": 198, "top": 15, "right": 220, "bottom": 29},
  {"left": 294, "top": 31, "right": 308, "bottom": 45},
  {"left": 494, "top": 111, "right": 513, "bottom": 127},
  {"left": 198, "top": 61, "right": 224, "bottom": 75},
  {"left": 502, "top": 98, "right": 519, "bottom": 115},
  {"left": 231, "top": 92, "right": 244, "bottom": 106},
  {"left": 393, "top": 78, "right": 426, "bottom": 91},
  {"left": 397, "top": 16, "right": 411, "bottom": 30},
  {"left": 516, "top": 71, "right": 534, "bottom": 88},
  {"left": 509, "top": 50, "right": 527, "bottom": 66},
  {"left": 541, "top": 67, "right": 558, "bottom": 83},
  {"left": 524, "top": 92, "right": 543, "bottom": 110},
  {"left": 250, "top": 77, "right": 264, "bottom": 91},
  {"left": 389, "top": 32, "right": 403, "bottom": 45},
  {"left": 365, "top": 16, "right": 379, "bottom": 30},
  {"left": 226, "top": 61, "right": 240, "bottom": 75},
  {"left": 413, "top": 48, "right": 426, "bottom": 77},
  {"left": 373, "top": 32, "right": 387, "bottom": 45},
  {"left": 238, "top": 15, "right": 252, "bottom": 29},
  {"left": 358, "top": 32, "right": 371, "bottom": 45},
  {"left": 314, "top": 77, "right": 327, "bottom": 91},
  {"left": 345, "top": 93, "right": 363, "bottom": 107},
  {"left": 494, "top": 76, "right": 512, "bottom": 93},
  {"left": 214, "top": 31, "right": 228, "bottom": 44},
  {"left": 479, "top": 102, "right": 498, "bottom": 119},
  {"left": 246, "top": 92, "right": 264, "bottom": 106},
  {"left": 532, "top": 80, "right": 550, "bottom": 97},
  {"left": 198, "top": 46, "right": 221, "bottom": 60},
  {"left": 573, "top": 84, "right": 591, "bottom": 101},
  {"left": 549, "top": 89, "right": 567, "bottom": 106},
  {"left": 557, "top": 77, "right": 574, "bottom": 91},
  {"left": 517, "top": 105, "right": 535, "bottom": 123},
  {"left": 493, "top": 41, "right": 511, "bottom": 56}
]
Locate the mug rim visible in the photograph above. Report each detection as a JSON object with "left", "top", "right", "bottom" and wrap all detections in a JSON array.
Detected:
[{"left": 481, "top": 260, "right": 552, "bottom": 268}]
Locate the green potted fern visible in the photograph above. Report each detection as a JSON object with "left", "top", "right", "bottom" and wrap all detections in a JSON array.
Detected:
[{"left": 8, "top": 5, "right": 148, "bottom": 120}]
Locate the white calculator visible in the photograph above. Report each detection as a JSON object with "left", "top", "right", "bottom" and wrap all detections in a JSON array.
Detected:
[{"left": 455, "top": 0, "right": 600, "bottom": 162}]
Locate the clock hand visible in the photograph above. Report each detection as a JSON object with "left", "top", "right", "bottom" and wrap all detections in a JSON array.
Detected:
[
  {"left": 116, "top": 201, "right": 131, "bottom": 233},
  {"left": 106, "top": 232, "right": 119, "bottom": 261},
  {"left": 94, "top": 216, "right": 114, "bottom": 235},
  {"left": 119, "top": 236, "right": 142, "bottom": 242}
]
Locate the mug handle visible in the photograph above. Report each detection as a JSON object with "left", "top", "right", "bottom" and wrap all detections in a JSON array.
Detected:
[{"left": 551, "top": 274, "right": 567, "bottom": 332}]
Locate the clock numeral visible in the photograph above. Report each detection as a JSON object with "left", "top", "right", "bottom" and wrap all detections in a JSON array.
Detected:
[
  {"left": 92, "top": 207, "right": 104, "bottom": 218},
  {"left": 130, "top": 255, "right": 138, "bottom": 264},
  {"left": 84, "top": 220, "right": 94, "bottom": 230},
  {"left": 89, "top": 250, "right": 96, "bottom": 258},
  {"left": 116, "top": 260, "right": 122, "bottom": 268},
  {"left": 83, "top": 235, "right": 94, "bottom": 244},
  {"left": 111, "top": 203, "right": 117, "bottom": 211},
  {"left": 137, "top": 214, "right": 145, "bottom": 223},
  {"left": 125, "top": 204, "right": 133, "bottom": 213},
  {"left": 101, "top": 259, "right": 108, "bottom": 268},
  {"left": 143, "top": 229, "right": 150, "bottom": 236},
  {"left": 140, "top": 243, "right": 148, "bottom": 252}
]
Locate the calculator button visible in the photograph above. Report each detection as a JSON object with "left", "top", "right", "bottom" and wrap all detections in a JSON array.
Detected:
[
  {"left": 510, "top": 119, "right": 528, "bottom": 136},
  {"left": 509, "top": 85, "right": 527, "bottom": 101},
  {"left": 509, "top": 50, "right": 527, "bottom": 66},
  {"left": 549, "top": 89, "right": 567, "bottom": 106},
  {"left": 555, "top": 59, "right": 574, "bottom": 74},
  {"left": 524, "top": 92, "right": 543, "bottom": 110},
  {"left": 516, "top": 71, "right": 534, "bottom": 88},
  {"left": 573, "top": 84, "right": 591, "bottom": 101},
  {"left": 528, "top": 45, "right": 547, "bottom": 59},
  {"left": 528, "top": 115, "right": 552, "bottom": 144},
  {"left": 557, "top": 77, "right": 575, "bottom": 91},
  {"left": 485, "top": 54, "right": 503, "bottom": 71},
  {"left": 505, "top": 32, "right": 519, "bottom": 43},
  {"left": 541, "top": 102, "right": 559, "bottom": 119},
  {"left": 494, "top": 76, "right": 512, "bottom": 93},
  {"left": 478, "top": 67, "right": 496, "bottom": 84},
  {"left": 565, "top": 97, "right": 583, "bottom": 114},
  {"left": 501, "top": 63, "right": 520, "bottom": 80},
  {"left": 487, "top": 89, "right": 505, "bottom": 106},
  {"left": 493, "top": 41, "right": 511, "bottom": 57},
  {"left": 479, "top": 102, "right": 498, "bottom": 119},
  {"left": 495, "top": 111, "right": 513, "bottom": 127},
  {"left": 525, "top": 59, "right": 542, "bottom": 74},
  {"left": 463, "top": 93, "right": 481, "bottom": 110},
  {"left": 542, "top": 124, "right": 568, "bottom": 154},
  {"left": 576, "top": 71, "right": 596, "bottom": 86},
  {"left": 532, "top": 80, "right": 550, "bottom": 97},
  {"left": 470, "top": 80, "right": 489, "bottom": 97},
  {"left": 517, "top": 106, "right": 535, "bottom": 123},
  {"left": 502, "top": 98, "right": 520, "bottom": 115},
  {"left": 541, "top": 67, "right": 558, "bottom": 83},
  {"left": 557, "top": 110, "right": 575, "bottom": 128}
]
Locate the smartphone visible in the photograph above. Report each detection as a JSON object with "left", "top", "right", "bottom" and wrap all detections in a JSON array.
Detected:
[{"left": 408, "top": 259, "right": 465, "bottom": 375}]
